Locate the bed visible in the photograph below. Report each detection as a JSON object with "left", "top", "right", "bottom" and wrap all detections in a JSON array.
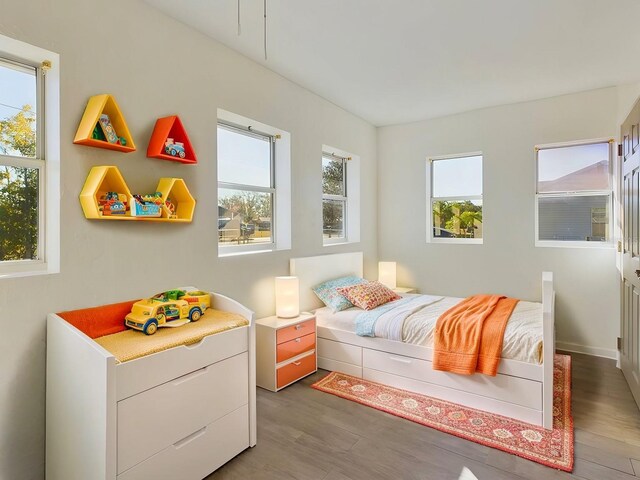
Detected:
[{"left": 290, "top": 252, "right": 555, "bottom": 429}]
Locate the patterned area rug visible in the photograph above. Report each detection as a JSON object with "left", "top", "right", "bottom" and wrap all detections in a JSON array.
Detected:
[{"left": 311, "top": 354, "right": 573, "bottom": 471}]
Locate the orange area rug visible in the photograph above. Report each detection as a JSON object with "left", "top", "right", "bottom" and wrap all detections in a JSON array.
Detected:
[{"left": 312, "top": 354, "right": 573, "bottom": 472}]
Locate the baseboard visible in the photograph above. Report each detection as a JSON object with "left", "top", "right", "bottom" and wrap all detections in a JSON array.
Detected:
[{"left": 556, "top": 341, "right": 617, "bottom": 360}]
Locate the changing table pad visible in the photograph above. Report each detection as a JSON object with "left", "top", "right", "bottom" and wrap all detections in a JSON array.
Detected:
[{"left": 95, "top": 309, "right": 249, "bottom": 363}]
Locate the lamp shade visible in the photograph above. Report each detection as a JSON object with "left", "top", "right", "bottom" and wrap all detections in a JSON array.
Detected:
[
  {"left": 378, "top": 261, "right": 397, "bottom": 289},
  {"left": 275, "top": 276, "right": 300, "bottom": 318}
]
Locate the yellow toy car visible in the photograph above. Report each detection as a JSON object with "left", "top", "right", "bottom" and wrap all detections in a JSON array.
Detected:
[{"left": 125, "top": 290, "right": 211, "bottom": 335}]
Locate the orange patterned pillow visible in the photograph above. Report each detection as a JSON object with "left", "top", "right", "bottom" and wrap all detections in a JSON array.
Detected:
[{"left": 337, "top": 281, "right": 401, "bottom": 310}]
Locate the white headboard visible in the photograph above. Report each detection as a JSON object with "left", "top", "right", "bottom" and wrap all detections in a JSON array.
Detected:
[{"left": 290, "top": 252, "right": 364, "bottom": 311}]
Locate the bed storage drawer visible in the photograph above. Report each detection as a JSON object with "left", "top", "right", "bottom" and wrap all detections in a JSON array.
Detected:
[
  {"left": 117, "top": 352, "right": 248, "bottom": 474},
  {"left": 117, "top": 405, "right": 249, "bottom": 480},
  {"left": 276, "top": 318, "right": 315, "bottom": 344},
  {"left": 317, "top": 337, "right": 362, "bottom": 366},
  {"left": 362, "top": 348, "right": 542, "bottom": 410},
  {"left": 276, "top": 333, "right": 315, "bottom": 363},
  {"left": 276, "top": 352, "right": 316, "bottom": 389}
]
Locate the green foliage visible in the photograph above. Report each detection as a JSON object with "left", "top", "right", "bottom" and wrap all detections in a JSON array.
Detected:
[
  {"left": 434, "top": 200, "right": 482, "bottom": 238},
  {"left": 0, "top": 105, "right": 36, "bottom": 157},
  {"left": 322, "top": 158, "right": 345, "bottom": 237},
  {"left": 323, "top": 200, "right": 344, "bottom": 237},
  {"left": 322, "top": 158, "right": 344, "bottom": 195},
  {"left": 0, "top": 106, "right": 38, "bottom": 261},
  {"left": 219, "top": 192, "right": 271, "bottom": 225}
]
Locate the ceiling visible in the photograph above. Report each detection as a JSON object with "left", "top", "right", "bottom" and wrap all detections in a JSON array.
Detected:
[{"left": 144, "top": 0, "right": 640, "bottom": 126}]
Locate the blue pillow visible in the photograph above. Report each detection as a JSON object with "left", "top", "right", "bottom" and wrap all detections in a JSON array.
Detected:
[{"left": 312, "top": 276, "right": 367, "bottom": 312}]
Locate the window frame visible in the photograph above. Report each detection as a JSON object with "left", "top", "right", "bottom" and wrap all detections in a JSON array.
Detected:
[
  {"left": 0, "top": 34, "right": 60, "bottom": 279},
  {"left": 322, "top": 152, "right": 348, "bottom": 245},
  {"left": 426, "top": 152, "right": 484, "bottom": 245},
  {"left": 216, "top": 109, "right": 291, "bottom": 257},
  {"left": 534, "top": 138, "right": 614, "bottom": 249},
  {"left": 321, "top": 145, "right": 360, "bottom": 246}
]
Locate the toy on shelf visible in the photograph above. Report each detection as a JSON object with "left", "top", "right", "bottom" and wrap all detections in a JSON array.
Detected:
[
  {"left": 98, "top": 191, "right": 128, "bottom": 215},
  {"left": 130, "top": 192, "right": 164, "bottom": 218},
  {"left": 98, "top": 114, "right": 119, "bottom": 144},
  {"left": 74, "top": 94, "right": 136, "bottom": 153},
  {"left": 125, "top": 290, "right": 211, "bottom": 335},
  {"left": 79, "top": 166, "right": 196, "bottom": 222},
  {"left": 147, "top": 115, "right": 197, "bottom": 164},
  {"left": 164, "top": 138, "right": 186, "bottom": 159}
]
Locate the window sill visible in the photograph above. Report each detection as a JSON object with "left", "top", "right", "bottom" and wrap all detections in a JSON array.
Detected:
[
  {"left": 218, "top": 242, "right": 292, "bottom": 257},
  {"left": 323, "top": 239, "right": 353, "bottom": 247},
  {"left": 0, "top": 261, "right": 59, "bottom": 280},
  {"left": 218, "top": 248, "right": 273, "bottom": 258},
  {"left": 428, "top": 238, "right": 483, "bottom": 245},
  {"left": 535, "top": 240, "right": 614, "bottom": 249}
]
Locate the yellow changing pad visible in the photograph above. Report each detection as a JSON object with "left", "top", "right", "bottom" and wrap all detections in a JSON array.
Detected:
[{"left": 95, "top": 309, "right": 249, "bottom": 363}]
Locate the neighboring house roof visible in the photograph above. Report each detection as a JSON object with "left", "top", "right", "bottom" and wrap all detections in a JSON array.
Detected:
[{"left": 538, "top": 160, "right": 609, "bottom": 192}]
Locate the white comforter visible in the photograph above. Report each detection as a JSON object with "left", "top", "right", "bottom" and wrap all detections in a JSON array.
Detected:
[
  {"left": 402, "top": 296, "right": 543, "bottom": 364},
  {"left": 316, "top": 294, "right": 544, "bottom": 364}
]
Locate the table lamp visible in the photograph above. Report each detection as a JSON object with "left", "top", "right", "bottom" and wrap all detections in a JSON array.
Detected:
[{"left": 275, "top": 276, "right": 300, "bottom": 318}]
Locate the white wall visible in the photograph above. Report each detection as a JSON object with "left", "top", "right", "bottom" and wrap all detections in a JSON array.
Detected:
[
  {"left": 0, "top": 1, "right": 378, "bottom": 478},
  {"left": 378, "top": 87, "right": 619, "bottom": 359}
]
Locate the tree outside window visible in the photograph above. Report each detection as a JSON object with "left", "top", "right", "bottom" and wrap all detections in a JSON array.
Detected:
[{"left": 0, "top": 58, "right": 40, "bottom": 262}]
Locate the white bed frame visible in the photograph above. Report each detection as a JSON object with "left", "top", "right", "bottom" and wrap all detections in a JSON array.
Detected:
[{"left": 291, "top": 252, "right": 556, "bottom": 429}]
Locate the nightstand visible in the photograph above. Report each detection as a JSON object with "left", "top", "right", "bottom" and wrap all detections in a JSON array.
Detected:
[
  {"left": 256, "top": 312, "right": 317, "bottom": 392},
  {"left": 394, "top": 287, "right": 417, "bottom": 294}
]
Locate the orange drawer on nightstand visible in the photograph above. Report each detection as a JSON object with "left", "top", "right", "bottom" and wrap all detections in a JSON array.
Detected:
[
  {"left": 276, "top": 318, "right": 315, "bottom": 344},
  {"left": 276, "top": 332, "right": 315, "bottom": 363},
  {"left": 276, "top": 353, "right": 316, "bottom": 389}
]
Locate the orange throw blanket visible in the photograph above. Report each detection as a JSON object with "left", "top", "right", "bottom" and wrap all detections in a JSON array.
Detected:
[{"left": 433, "top": 294, "right": 519, "bottom": 376}]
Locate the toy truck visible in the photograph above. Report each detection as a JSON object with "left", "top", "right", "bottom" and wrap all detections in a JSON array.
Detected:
[{"left": 125, "top": 290, "right": 211, "bottom": 335}]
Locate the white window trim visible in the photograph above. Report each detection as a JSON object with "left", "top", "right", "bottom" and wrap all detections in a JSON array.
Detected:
[
  {"left": 217, "top": 109, "right": 291, "bottom": 257},
  {"left": 426, "top": 151, "right": 483, "bottom": 245},
  {"left": 322, "top": 145, "right": 360, "bottom": 246},
  {"left": 535, "top": 138, "right": 614, "bottom": 249},
  {"left": 0, "top": 34, "right": 60, "bottom": 279}
]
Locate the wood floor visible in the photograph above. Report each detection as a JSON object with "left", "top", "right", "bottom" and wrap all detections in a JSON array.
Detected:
[{"left": 208, "top": 352, "right": 640, "bottom": 479}]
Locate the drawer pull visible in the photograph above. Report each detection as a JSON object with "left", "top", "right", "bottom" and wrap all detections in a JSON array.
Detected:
[
  {"left": 295, "top": 338, "right": 301, "bottom": 343},
  {"left": 389, "top": 356, "right": 412, "bottom": 364},
  {"left": 295, "top": 324, "right": 303, "bottom": 330},
  {"left": 174, "top": 426, "right": 207, "bottom": 449},
  {"left": 293, "top": 361, "right": 302, "bottom": 366},
  {"left": 172, "top": 366, "right": 209, "bottom": 386}
]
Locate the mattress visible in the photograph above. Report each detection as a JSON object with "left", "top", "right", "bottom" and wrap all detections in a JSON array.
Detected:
[{"left": 315, "top": 294, "right": 543, "bottom": 364}]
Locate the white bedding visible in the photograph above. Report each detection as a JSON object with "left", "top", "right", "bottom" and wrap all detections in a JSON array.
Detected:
[{"left": 315, "top": 294, "right": 543, "bottom": 364}]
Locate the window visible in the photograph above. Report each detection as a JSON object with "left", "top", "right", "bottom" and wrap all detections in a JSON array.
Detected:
[
  {"left": 536, "top": 141, "right": 612, "bottom": 246},
  {"left": 428, "top": 153, "right": 483, "bottom": 243},
  {"left": 0, "top": 34, "right": 59, "bottom": 278},
  {"left": 322, "top": 153, "right": 347, "bottom": 243},
  {"left": 322, "top": 146, "right": 360, "bottom": 245},
  {"left": 217, "top": 110, "right": 290, "bottom": 256}
]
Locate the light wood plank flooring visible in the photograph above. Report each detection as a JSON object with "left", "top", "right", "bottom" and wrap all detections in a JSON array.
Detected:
[{"left": 208, "top": 352, "right": 640, "bottom": 479}]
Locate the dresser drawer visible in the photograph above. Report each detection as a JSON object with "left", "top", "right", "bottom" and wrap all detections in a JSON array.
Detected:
[
  {"left": 276, "top": 332, "right": 315, "bottom": 363},
  {"left": 116, "top": 325, "right": 249, "bottom": 401},
  {"left": 276, "top": 352, "right": 316, "bottom": 389},
  {"left": 276, "top": 318, "right": 315, "bottom": 345},
  {"left": 117, "top": 405, "right": 249, "bottom": 480},
  {"left": 117, "top": 352, "right": 248, "bottom": 474}
]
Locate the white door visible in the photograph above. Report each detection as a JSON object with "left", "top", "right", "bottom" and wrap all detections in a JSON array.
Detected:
[{"left": 621, "top": 98, "right": 640, "bottom": 406}]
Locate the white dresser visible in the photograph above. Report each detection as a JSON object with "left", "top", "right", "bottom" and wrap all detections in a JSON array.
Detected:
[{"left": 46, "top": 292, "right": 255, "bottom": 480}]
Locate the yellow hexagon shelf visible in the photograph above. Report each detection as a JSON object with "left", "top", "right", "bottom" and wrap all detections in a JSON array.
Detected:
[{"left": 79, "top": 166, "right": 195, "bottom": 222}]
